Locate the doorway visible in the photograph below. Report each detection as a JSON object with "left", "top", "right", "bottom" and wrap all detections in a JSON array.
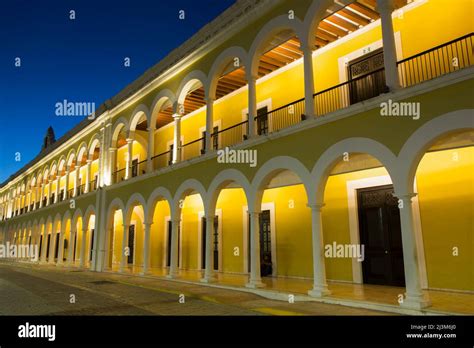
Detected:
[
  {"left": 201, "top": 216, "right": 219, "bottom": 271},
  {"left": 247, "top": 210, "right": 273, "bottom": 277},
  {"left": 348, "top": 48, "right": 387, "bottom": 104},
  {"left": 128, "top": 225, "right": 135, "bottom": 264},
  {"left": 357, "top": 185, "right": 405, "bottom": 287},
  {"left": 166, "top": 220, "right": 180, "bottom": 268}
]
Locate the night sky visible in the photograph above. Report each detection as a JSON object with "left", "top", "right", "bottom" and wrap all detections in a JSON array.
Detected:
[{"left": 0, "top": 0, "right": 235, "bottom": 183}]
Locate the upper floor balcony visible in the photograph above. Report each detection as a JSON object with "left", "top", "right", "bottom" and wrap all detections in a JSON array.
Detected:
[{"left": 1, "top": 0, "right": 473, "bottom": 222}]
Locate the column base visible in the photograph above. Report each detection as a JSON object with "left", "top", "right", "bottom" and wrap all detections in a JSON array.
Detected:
[
  {"left": 139, "top": 270, "right": 151, "bottom": 276},
  {"left": 166, "top": 271, "right": 179, "bottom": 279},
  {"left": 308, "top": 285, "right": 331, "bottom": 298},
  {"left": 246, "top": 279, "right": 266, "bottom": 289},
  {"left": 200, "top": 274, "right": 217, "bottom": 283},
  {"left": 400, "top": 292, "right": 431, "bottom": 310}
]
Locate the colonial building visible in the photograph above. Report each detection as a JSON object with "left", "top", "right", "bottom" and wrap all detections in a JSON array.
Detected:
[{"left": 1, "top": 0, "right": 472, "bottom": 313}]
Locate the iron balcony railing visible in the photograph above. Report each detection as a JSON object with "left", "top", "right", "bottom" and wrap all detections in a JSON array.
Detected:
[
  {"left": 151, "top": 150, "right": 171, "bottom": 171},
  {"left": 131, "top": 159, "right": 147, "bottom": 178},
  {"left": 211, "top": 120, "right": 248, "bottom": 150},
  {"left": 113, "top": 168, "right": 126, "bottom": 183},
  {"left": 397, "top": 32, "right": 473, "bottom": 88},
  {"left": 181, "top": 137, "right": 205, "bottom": 161}
]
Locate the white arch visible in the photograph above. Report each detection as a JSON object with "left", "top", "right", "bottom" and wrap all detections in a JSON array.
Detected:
[
  {"left": 248, "top": 15, "right": 305, "bottom": 77},
  {"left": 207, "top": 46, "right": 248, "bottom": 100},
  {"left": 88, "top": 134, "right": 101, "bottom": 160},
  {"left": 146, "top": 187, "right": 173, "bottom": 224},
  {"left": 111, "top": 117, "right": 130, "bottom": 145},
  {"left": 251, "top": 156, "right": 312, "bottom": 210},
  {"left": 66, "top": 148, "right": 76, "bottom": 168},
  {"left": 72, "top": 209, "right": 83, "bottom": 230},
  {"left": 176, "top": 70, "right": 208, "bottom": 105},
  {"left": 124, "top": 193, "right": 148, "bottom": 226},
  {"left": 311, "top": 138, "right": 399, "bottom": 204},
  {"left": 302, "top": 0, "right": 336, "bottom": 48},
  {"left": 129, "top": 104, "right": 150, "bottom": 132},
  {"left": 173, "top": 178, "right": 207, "bottom": 216},
  {"left": 62, "top": 210, "right": 71, "bottom": 229},
  {"left": 76, "top": 141, "right": 88, "bottom": 164},
  {"left": 150, "top": 89, "right": 176, "bottom": 127},
  {"left": 397, "top": 109, "right": 474, "bottom": 193},
  {"left": 83, "top": 204, "right": 96, "bottom": 228},
  {"left": 207, "top": 169, "right": 252, "bottom": 214}
]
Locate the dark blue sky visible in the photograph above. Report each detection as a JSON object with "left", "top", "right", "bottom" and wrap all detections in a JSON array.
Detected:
[{"left": 0, "top": 0, "right": 235, "bottom": 183}]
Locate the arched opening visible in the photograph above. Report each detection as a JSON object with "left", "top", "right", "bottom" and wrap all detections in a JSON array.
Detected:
[
  {"left": 70, "top": 213, "right": 83, "bottom": 267},
  {"left": 250, "top": 23, "right": 304, "bottom": 133},
  {"left": 151, "top": 96, "right": 175, "bottom": 170},
  {"left": 410, "top": 130, "right": 473, "bottom": 292},
  {"left": 76, "top": 145, "right": 88, "bottom": 196},
  {"left": 207, "top": 172, "right": 251, "bottom": 279},
  {"left": 105, "top": 200, "right": 125, "bottom": 272},
  {"left": 208, "top": 50, "right": 249, "bottom": 149},
  {"left": 148, "top": 192, "right": 172, "bottom": 274},
  {"left": 178, "top": 77, "right": 206, "bottom": 161},
  {"left": 88, "top": 138, "right": 101, "bottom": 191},
  {"left": 50, "top": 216, "right": 61, "bottom": 263},
  {"left": 252, "top": 167, "right": 312, "bottom": 285},
  {"left": 124, "top": 196, "right": 147, "bottom": 274},
  {"left": 111, "top": 122, "right": 129, "bottom": 183},
  {"left": 82, "top": 210, "right": 96, "bottom": 268},
  {"left": 44, "top": 218, "right": 53, "bottom": 262},
  {"left": 129, "top": 110, "right": 149, "bottom": 178},
  {"left": 318, "top": 150, "right": 407, "bottom": 300}
]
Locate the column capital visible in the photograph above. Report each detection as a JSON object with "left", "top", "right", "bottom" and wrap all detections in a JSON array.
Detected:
[
  {"left": 394, "top": 192, "right": 417, "bottom": 201},
  {"left": 172, "top": 113, "right": 182, "bottom": 120},
  {"left": 146, "top": 126, "right": 156, "bottom": 132},
  {"left": 126, "top": 138, "right": 134, "bottom": 144},
  {"left": 171, "top": 218, "right": 181, "bottom": 224},
  {"left": 206, "top": 97, "right": 216, "bottom": 104},
  {"left": 122, "top": 224, "right": 130, "bottom": 229},
  {"left": 109, "top": 147, "right": 117, "bottom": 153},
  {"left": 86, "top": 159, "right": 92, "bottom": 165},
  {"left": 143, "top": 221, "right": 153, "bottom": 227},
  {"left": 204, "top": 214, "right": 215, "bottom": 221},
  {"left": 307, "top": 203, "right": 325, "bottom": 211},
  {"left": 248, "top": 210, "right": 261, "bottom": 217}
]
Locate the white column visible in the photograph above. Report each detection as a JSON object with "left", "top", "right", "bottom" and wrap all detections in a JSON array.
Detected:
[
  {"left": 205, "top": 98, "right": 215, "bottom": 152},
  {"left": 172, "top": 112, "right": 182, "bottom": 164},
  {"left": 120, "top": 224, "right": 129, "bottom": 272},
  {"left": 377, "top": 0, "right": 401, "bottom": 91},
  {"left": 109, "top": 148, "right": 117, "bottom": 184},
  {"left": 39, "top": 183, "right": 44, "bottom": 208},
  {"left": 167, "top": 218, "right": 180, "bottom": 278},
  {"left": 79, "top": 227, "right": 87, "bottom": 268},
  {"left": 57, "top": 232, "right": 65, "bottom": 266},
  {"left": 302, "top": 44, "right": 316, "bottom": 117},
  {"left": 41, "top": 234, "right": 48, "bottom": 263},
  {"left": 47, "top": 179, "right": 52, "bottom": 205},
  {"left": 247, "top": 74, "right": 257, "bottom": 138},
  {"left": 54, "top": 176, "right": 60, "bottom": 203},
  {"left": 85, "top": 160, "right": 92, "bottom": 193},
  {"left": 201, "top": 214, "right": 216, "bottom": 283},
  {"left": 48, "top": 231, "right": 56, "bottom": 264},
  {"left": 147, "top": 127, "right": 155, "bottom": 173},
  {"left": 141, "top": 222, "right": 152, "bottom": 275},
  {"left": 74, "top": 165, "right": 80, "bottom": 197},
  {"left": 396, "top": 193, "right": 431, "bottom": 309},
  {"left": 307, "top": 203, "right": 331, "bottom": 297},
  {"left": 246, "top": 211, "right": 265, "bottom": 288},
  {"left": 68, "top": 228, "right": 76, "bottom": 266},
  {"left": 125, "top": 139, "right": 133, "bottom": 179},
  {"left": 64, "top": 168, "right": 70, "bottom": 200}
]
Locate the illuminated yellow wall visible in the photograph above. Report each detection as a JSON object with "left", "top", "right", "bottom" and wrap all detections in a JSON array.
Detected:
[
  {"left": 416, "top": 146, "right": 474, "bottom": 291},
  {"left": 150, "top": 200, "right": 170, "bottom": 268}
]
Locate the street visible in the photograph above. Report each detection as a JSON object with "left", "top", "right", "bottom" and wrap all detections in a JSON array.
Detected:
[{"left": 0, "top": 262, "right": 391, "bottom": 316}]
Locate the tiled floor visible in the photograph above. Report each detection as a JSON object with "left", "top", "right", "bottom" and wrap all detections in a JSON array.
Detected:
[{"left": 103, "top": 264, "right": 474, "bottom": 315}]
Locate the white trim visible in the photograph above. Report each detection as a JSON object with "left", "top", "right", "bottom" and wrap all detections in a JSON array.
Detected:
[
  {"left": 242, "top": 202, "right": 277, "bottom": 276},
  {"left": 345, "top": 174, "right": 427, "bottom": 288}
]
